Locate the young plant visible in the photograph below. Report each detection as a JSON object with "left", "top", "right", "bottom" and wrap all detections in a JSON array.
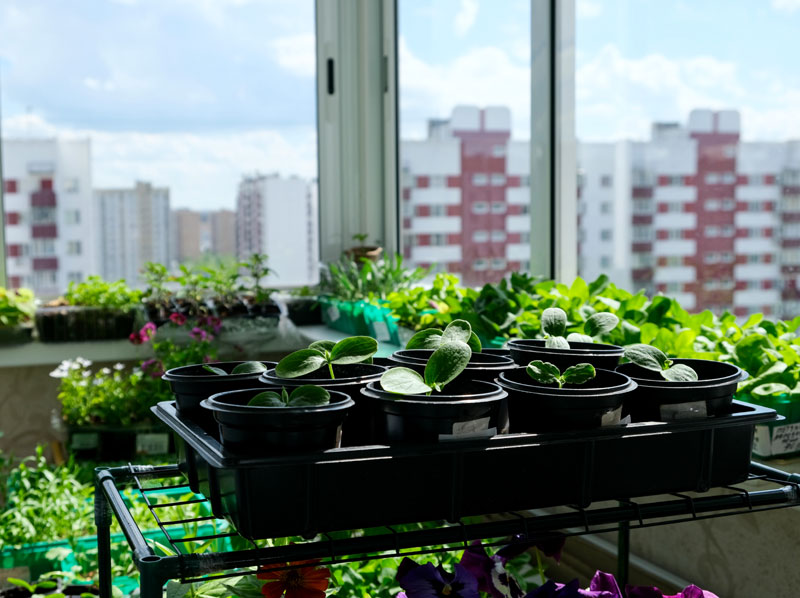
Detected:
[
  {"left": 275, "top": 336, "right": 378, "bottom": 380},
  {"left": 247, "top": 385, "right": 330, "bottom": 407},
  {"left": 526, "top": 360, "right": 596, "bottom": 388},
  {"left": 6, "top": 577, "right": 64, "bottom": 598},
  {"left": 541, "top": 307, "right": 619, "bottom": 348},
  {"left": 380, "top": 321, "right": 474, "bottom": 395},
  {"left": 406, "top": 319, "right": 483, "bottom": 353},
  {"left": 624, "top": 344, "right": 699, "bottom": 381},
  {"left": 0, "top": 287, "right": 36, "bottom": 327},
  {"left": 202, "top": 361, "right": 268, "bottom": 376}
]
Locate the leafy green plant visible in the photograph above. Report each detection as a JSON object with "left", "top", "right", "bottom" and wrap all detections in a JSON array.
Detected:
[
  {"left": 0, "top": 287, "right": 36, "bottom": 327},
  {"left": 275, "top": 337, "right": 378, "bottom": 380},
  {"left": 63, "top": 276, "right": 141, "bottom": 311},
  {"left": 240, "top": 253, "right": 275, "bottom": 305},
  {"left": 247, "top": 385, "right": 330, "bottom": 407},
  {"left": 380, "top": 320, "right": 474, "bottom": 395},
  {"left": 385, "top": 273, "right": 470, "bottom": 331},
  {"left": 202, "top": 361, "right": 268, "bottom": 376},
  {"left": 406, "top": 318, "right": 483, "bottom": 353},
  {"left": 6, "top": 577, "right": 64, "bottom": 598},
  {"left": 540, "top": 307, "right": 619, "bottom": 349},
  {"left": 526, "top": 360, "right": 596, "bottom": 388},
  {"left": 141, "top": 261, "right": 172, "bottom": 308},
  {"left": 624, "top": 344, "right": 699, "bottom": 381},
  {"left": 321, "top": 253, "right": 428, "bottom": 303}
]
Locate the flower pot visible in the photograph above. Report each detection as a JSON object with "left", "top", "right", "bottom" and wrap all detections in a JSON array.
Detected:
[
  {"left": 616, "top": 359, "right": 747, "bottom": 421},
  {"left": 361, "top": 379, "right": 509, "bottom": 445},
  {"left": 66, "top": 424, "right": 173, "bottom": 461},
  {"left": 0, "top": 325, "right": 33, "bottom": 345},
  {"left": 259, "top": 363, "right": 385, "bottom": 446},
  {"left": 388, "top": 349, "right": 518, "bottom": 384},
  {"left": 286, "top": 297, "right": 322, "bottom": 326},
  {"left": 162, "top": 361, "right": 276, "bottom": 429},
  {"left": 34, "top": 305, "right": 139, "bottom": 342},
  {"left": 201, "top": 387, "right": 354, "bottom": 455},
  {"left": 497, "top": 368, "right": 638, "bottom": 432},
  {"left": 507, "top": 338, "right": 624, "bottom": 370}
]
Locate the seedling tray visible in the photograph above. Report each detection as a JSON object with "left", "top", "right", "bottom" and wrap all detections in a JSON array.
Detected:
[{"left": 153, "top": 400, "right": 778, "bottom": 539}]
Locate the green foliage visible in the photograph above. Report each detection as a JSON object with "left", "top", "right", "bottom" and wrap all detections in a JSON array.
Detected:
[
  {"left": 322, "top": 253, "right": 429, "bottom": 303},
  {"left": 248, "top": 385, "right": 330, "bottom": 407},
  {"left": 0, "top": 287, "right": 36, "bottom": 327},
  {"left": 623, "top": 344, "right": 699, "bottom": 381},
  {"left": 406, "top": 319, "right": 482, "bottom": 353},
  {"left": 201, "top": 361, "right": 267, "bottom": 376},
  {"left": 239, "top": 253, "right": 275, "bottom": 305},
  {"left": 526, "top": 360, "right": 596, "bottom": 388},
  {"left": 64, "top": 276, "right": 141, "bottom": 310},
  {"left": 276, "top": 336, "right": 378, "bottom": 380}
]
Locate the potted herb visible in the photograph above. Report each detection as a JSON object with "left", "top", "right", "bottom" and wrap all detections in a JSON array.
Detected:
[
  {"left": 260, "top": 337, "right": 383, "bottom": 446},
  {"left": 35, "top": 276, "right": 143, "bottom": 342},
  {"left": 238, "top": 253, "right": 281, "bottom": 318},
  {"left": 497, "top": 360, "right": 638, "bottom": 432},
  {"left": 344, "top": 232, "right": 383, "bottom": 262},
  {"left": 141, "top": 261, "right": 173, "bottom": 325},
  {"left": 389, "top": 320, "right": 517, "bottom": 384},
  {"left": 507, "top": 307, "right": 624, "bottom": 369},
  {"left": 361, "top": 320, "right": 509, "bottom": 444},
  {"left": 0, "top": 287, "right": 35, "bottom": 345},
  {"left": 617, "top": 344, "right": 745, "bottom": 421},
  {"left": 200, "top": 385, "right": 354, "bottom": 455}
]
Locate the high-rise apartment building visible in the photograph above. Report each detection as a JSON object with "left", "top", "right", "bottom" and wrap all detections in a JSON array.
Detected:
[
  {"left": 2, "top": 138, "right": 97, "bottom": 297},
  {"left": 235, "top": 174, "right": 319, "bottom": 287},
  {"left": 172, "top": 208, "right": 236, "bottom": 263},
  {"left": 95, "top": 181, "right": 170, "bottom": 285},
  {"left": 401, "top": 106, "right": 530, "bottom": 287}
]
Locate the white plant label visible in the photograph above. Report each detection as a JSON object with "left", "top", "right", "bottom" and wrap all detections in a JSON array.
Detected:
[
  {"left": 371, "top": 320, "right": 391, "bottom": 341},
  {"left": 659, "top": 400, "right": 708, "bottom": 421},
  {"left": 601, "top": 406, "right": 623, "bottom": 426},
  {"left": 136, "top": 433, "right": 170, "bottom": 455},
  {"left": 438, "top": 417, "right": 496, "bottom": 441},
  {"left": 327, "top": 305, "right": 340, "bottom": 323},
  {"left": 754, "top": 422, "right": 800, "bottom": 457}
]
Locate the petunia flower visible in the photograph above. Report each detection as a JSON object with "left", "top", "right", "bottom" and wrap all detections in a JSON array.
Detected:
[
  {"left": 190, "top": 327, "right": 210, "bottom": 341},
  {"left": 627, "top": 584, "right": 719, "bottom": 598},
  {"left": 141, "top": 321, "right": 157, "bottom": 340},
  {"left": 256, "top": 559, "right": 330, "bottom": 598},
  {"left": 129, "top": 331, "right": 144, "bottom": 345},
  {"left": 397, "top": 557, "right": 480, "bottom": 598},
  {"left": 524, "top": 572, "right": 622, "bottom": 598},
  {"left": 460, "top": 542, "right": 524, "bottom": 598},
  {"left": 169, "top": 312, "right": 187, "bottom": 326}
]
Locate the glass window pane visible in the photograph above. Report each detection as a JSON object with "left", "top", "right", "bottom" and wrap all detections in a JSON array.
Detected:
[
  {"left": 576, "top": 2, "right": 797, "bottom": 317},
  {"left": 399, "top": 0, "right": 531, "bottom": 285}
]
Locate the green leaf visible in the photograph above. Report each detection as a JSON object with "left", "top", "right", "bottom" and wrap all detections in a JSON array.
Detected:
[
  {"left": 541, "top": 307, "right": 567, "bottom": 337},
  {"left": 441, "top": 319, "right": 472, "bottom": 345},
  {"left": 380, "top": 367, "right": 432, "bottom": 395},
  {"left": 584, "top": 312, "right": 619, "bottom": 337},
  {"left": 423, "top": 341, "right": 472, "bottom": 390},
  {"left": 526, "top": 360, "right": 561, "bottom": 385},
  {"left": 567, "top": 332, "right": 593, "bottom": 344},
  {"left": 588, "top": 274, "right": 610, "bottom": 296},
  {"left": 563, "top": 363, "right": 596, "bottom": 385},
  {"left": 661, "top": 363, "right": 699, "bottom": 382},
  {"left": 406, "top": 328, "right": 444, "bottom": 350},
  {"left": 753, "top": 382, "right": 791, "bottom": 398},
  {"left": 202, "top": 365, "right": 228, "bottom": 376},
  {"left": 308, "top": 339, "right": 336, "bottom": 354},
  {"left": 231, "top": 361, "right": 268, "bottom": 375},
  {"left": 625, "top": 343, "right": 670, "bottom": 371},
  {"left": 329, "top": 336, "right": 378, "bottom": 364},
  {"left": 467, "top": 331, "right": 483, "bottom": 353},
  {"left": 742, "top": 313, "right": 764, "bottom": 330},
  {"left": 287, "top": 385, "right": 331, "bottom": 407},
  {"left": 247, "top": 391, "right": 285, "bottom": 407},
  {"left": 569, "top": 277, "right": 590, "bottom": 302},
  {"left": 275, "top": 349, "right": 327, "bottom": 378},
  {"left": 545, "top": 336, "right": 570, "bottom": 349}
]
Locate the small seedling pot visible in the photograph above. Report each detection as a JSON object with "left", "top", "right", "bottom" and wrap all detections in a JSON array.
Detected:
[
  {"left": 201, "top": 388, "right": 354, "bottom": 455},
  {"left": 361, "top": 379, "right": 509, "bottom": 445},
  {"left": 616, "top": 358, "right": 747, "bottom": 421},
  {"left": 162, "top": 361, "right": 276, "bottom": 429},
  {"left": 497, "top": 368, "right": 638, "bottom": 432},
  {"left": 507, "top": 338, "right": 624, "bottom": 370},
  {"left": 388, "top": 349, "right": 518, "bottom": 384},
  {"left": 260, "top": 363, "right": 386, "bottom": 446}
]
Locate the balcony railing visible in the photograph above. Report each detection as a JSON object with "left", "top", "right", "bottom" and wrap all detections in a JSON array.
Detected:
[
  {"left": 32, "top": 257, "right": 58, "bottom": 271},
  {"left": 32, "top": 224, "right": 58, "bottom": 238},
  {"left": 31, "top": 189, "right": 57, "bottom": 207}
]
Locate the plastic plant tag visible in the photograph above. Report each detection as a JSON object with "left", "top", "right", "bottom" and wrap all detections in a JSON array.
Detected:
[
  {"left": 754, "top": 422, "right": 800, "bottom": 457},
  {"left": 659, "top": 400, "right": 708, "bottom": 421},
  {"left": 600, "top": 406, "right": 623, "bottom": 427},
  {"left": 326, "top": 304, "right": 340, "bottom": 323},
  {"left": 371, "top": 319, "right": 391, "bottom": 341},
  {"left": 438, "top": 417, "right": 496, "bottom": 441},
  {"left": 136, "top": 433, "right": 170, "bottom": 455}
]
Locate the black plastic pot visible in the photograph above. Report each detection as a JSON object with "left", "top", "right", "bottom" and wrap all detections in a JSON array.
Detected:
[
  {"left": 260, "top": 363, "right": 386, "bottom": 446},
  {"left": 362, "top": 379, "right": 509, "bottom": 445},
  {"left": 35, "top": 305, "right": 138, "bottom": 342},
  {"left": 286, "top": 297, "right": 322, "bottom": 326},
  {"left": 507, "top": 339, "right": 624, "bottom": 370},
  {"left": 497, "top": 368, "right": 637, "bottom": 432},
  {"left": 616, "top": 358, "right": 747, "bottom": 421},
  {"left": 162, "top": 361, "right": 276, "bottom": 428},
  {"left": 201, "top": 387, "right": 354, "bottom": 455},
  {"left": 388, "top": 349, "right": 518, "bottom": 384},
  {"left": 479, "top": 347, "right": 511, "bottom": 358}
]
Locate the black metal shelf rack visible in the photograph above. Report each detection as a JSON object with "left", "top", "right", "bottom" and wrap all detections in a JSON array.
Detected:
[{"left": 95, "top": 461, "right": 800, "bottom": 598}]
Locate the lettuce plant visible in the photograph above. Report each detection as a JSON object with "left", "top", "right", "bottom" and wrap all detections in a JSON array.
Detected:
[
  {"left": 624, "top": 344, "right": 698, "bottom": 381},
  {"left": 248, "top": 385, "right": 330, "bottom": 407},
  {"left": 526, "top": 360, "right": 596, "bottom": 388},
  {"left": 541, "top": 307, "right": 619, "bottom": 349},
  {"left": 275, "top": 337, "right": 378, "bottom": 380},
  {"left": 381, "top": 320, "right": 474, "bottom": 396}
]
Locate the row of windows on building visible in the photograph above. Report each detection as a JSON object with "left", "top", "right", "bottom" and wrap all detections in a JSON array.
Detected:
[
  {"left": 406, "top": 201, "right": 528, "bottom": 218},
  {"left": 7, "top": 240, "right": 82, "bottom": 256},
  {"left": 578, "top": 171, "right": 800, "bottom": 190},
  {"left": 3, "top": 178, "right": 81, "bottom": 194},
  {"left": 659, "top": 280, "right": 777, "bottom": 293},
  {"left": 624, "top": 225, "right": 776, "bottom": 242},
  {"left": 597, "top": 199, "right": 779, "bottom": 216},
  {"left": 409, "top": 174, "right": 534, "bottom": 188},
  {"left": 5, "top": 209, "right": 82, "bottom": 226},
  {"left": 405, "top": 232, "right": 531, "bottom": 247},
  {"left": 628, "top": 253, "right": 775, "bottom": 268}
]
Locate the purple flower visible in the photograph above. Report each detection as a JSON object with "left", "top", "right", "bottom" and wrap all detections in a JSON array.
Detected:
[
  {"left": 208, "top": 315, "right": 223, "bottom": 334},
  {"left": 460, "top": 542, "right": 524, "bottom": 598},
  {"left": 141, "top": 358, "right": 165, "bottom": 379},
  {"left": 627, "top": 585, "right": 718, "bottom": 598},
  {"left": 169, "top": 312, "right": 187, "bottom": 326},
  {"left": 524, "top": 572, "right": 622, "bottom": 598},
  {"left": 190, "top": 327, "right": 210, "bottom": 341},
  {"left": 397, "top": 557, "right": 479, "bottom": 598}
]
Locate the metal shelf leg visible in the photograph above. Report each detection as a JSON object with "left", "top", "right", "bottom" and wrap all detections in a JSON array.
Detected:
[
  {"left": 94, "top": 469, "right": 114, "bottom": 598},
  {"left": 139, "top": 556, "right": 171, "bottom": 598},
  {"left": 616, "top": 519, "right": 630, "bottom": 587}
]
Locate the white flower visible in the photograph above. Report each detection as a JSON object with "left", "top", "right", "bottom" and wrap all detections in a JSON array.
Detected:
[
  {"left": 49, "top": 368, "right": 67, "bottom": 378},
  {"left": 82, "top": 370, "right": 92, "bottom": 378},
  {"left": 113, "top": 363, "right": 125, "bottom": 371},
  {"left": 76, "top": 357, "right": 92, "bottom": 367},
  {"left": 100, "top": 367, "right": 111, "bottom": 375}
]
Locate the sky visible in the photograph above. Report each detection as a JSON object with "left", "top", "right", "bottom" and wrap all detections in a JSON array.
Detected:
[{"left": 2, "top": 0, "right": 800, "bottom": 210}]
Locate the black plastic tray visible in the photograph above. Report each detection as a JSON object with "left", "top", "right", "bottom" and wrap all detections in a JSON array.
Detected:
[{"left": 153, "top": 400, "right": 779, "bottom": 539}]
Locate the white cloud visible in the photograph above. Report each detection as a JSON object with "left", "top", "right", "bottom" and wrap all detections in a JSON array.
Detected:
[
  {"left": 454, "top": 0, "right": 479, "bottom": 37},
  {"left": 399, "top": 36, "right": 530, "bottom": 139},
  {"left": 2, "top": 113, "right": 317, "bottom": 211},
  {"left": 271, "top": 33, "right": 316, "bottom": 78},
  {"left": 772, "top": 0, "right": 800, "bottom": 13},
  {"left": 577, "top": 0, "right": 602, "bottom": 19}
]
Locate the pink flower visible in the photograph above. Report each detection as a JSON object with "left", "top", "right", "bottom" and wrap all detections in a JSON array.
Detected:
[
  {"left": 208, "top": 315, "right": 223, "bottom": 334},
  {"left": 140, "top": 322, "right": 157, "bottom": 341},
  {"left": 141, "top": 358, "right": 165, "bottom": 378},
  {"left": 190, "top": 327, "right": 211, "bottom": 342},
  {"left": 169, "top": 312, "right": 187, "bottom": 326},
  {"left": 129, "top": 331, "right": 144, "bottom": 345}
]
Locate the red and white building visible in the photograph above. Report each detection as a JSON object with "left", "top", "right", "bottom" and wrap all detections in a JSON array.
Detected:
[{"left": 2, "top": 138, "right": 98, "bottom": 297}]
